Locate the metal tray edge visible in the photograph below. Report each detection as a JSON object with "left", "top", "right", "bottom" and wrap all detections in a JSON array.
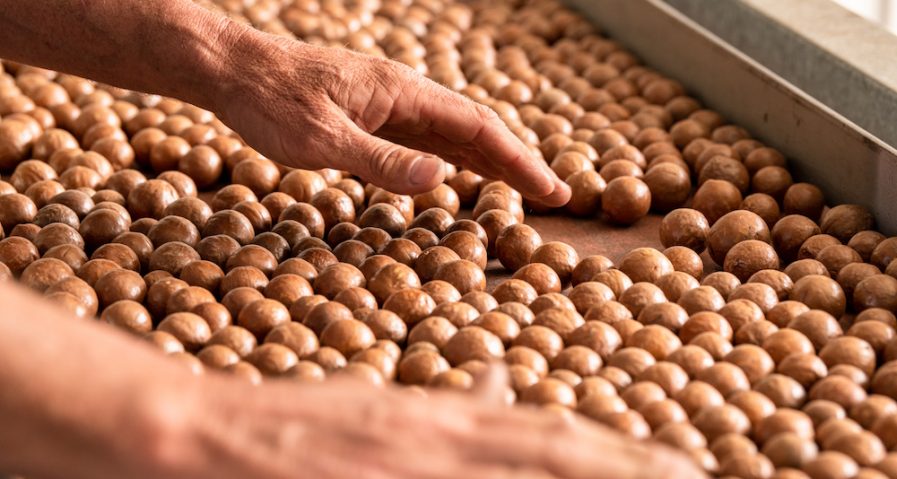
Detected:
[{"left": 565, "top": 0, "right": 897, "bottom": 235}]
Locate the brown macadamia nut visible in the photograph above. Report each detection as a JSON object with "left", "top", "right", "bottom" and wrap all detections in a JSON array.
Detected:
[
  {"left": 724, "top": 239, "right": 780, "bottom": 282},
  {"left": 619, "top": 247, "right": 673, "bottom": 283},
  {"left": 660, "top": 209, "right": 710, "bottom": 253},
  {"left": 707, "top": 210, "right": 771, "bottom": 266},
  {"left": 601, "top": 176, "right": 651, "bottom": 224},
  {"left": 692, "top": 179, "right": 742, "bottom": 225},
  {"left": 530, "top": 241, "right": 579, "bottom": 284}
]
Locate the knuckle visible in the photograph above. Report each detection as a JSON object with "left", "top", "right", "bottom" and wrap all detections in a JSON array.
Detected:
[
  {"left": 475, "top": 103, "right": 500, "bottom": 122},
  {"left": 370, "top": 57, "right": 412, "bottom": 84},
  {"left": 384, "top": 56, "right": 422, "bottom": 80},
  {"left": 368, "top": 56, "right": 396, "bottom": 75},
  {"left": 364, "top": 58, "right": 414, "bottom": 102},
  {"left": 368, "top": 141, "right": 406, "bottom": 178}
]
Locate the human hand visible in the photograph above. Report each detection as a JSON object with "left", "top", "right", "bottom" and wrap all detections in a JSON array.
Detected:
[
  {"left": 214, "top": 31, "right": 570, "bottom": 205},
  {"left": 0, "top": 278, "right": 701, "bottom": 479},
  {"left": 181, "top": 367, "right": 705, "bottom": 479}
]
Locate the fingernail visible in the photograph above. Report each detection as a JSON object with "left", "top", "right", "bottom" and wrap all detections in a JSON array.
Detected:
[
  {"left": 409, "top": 156, "right": 442, "bottom": 186},
  {"left": 533, "top": 182, "right": 571, "bottom": 208}
]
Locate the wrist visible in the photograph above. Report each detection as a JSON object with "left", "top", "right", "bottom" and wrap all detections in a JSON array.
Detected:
[
  {"left": 205, "top": 21, "right": 298, "bottom": 125},
  {"left": 152, "top": 4, "right": 284, "bottom": 117},
  {"left": 179, "top": 13, "right": 254, "bottom": 112}
]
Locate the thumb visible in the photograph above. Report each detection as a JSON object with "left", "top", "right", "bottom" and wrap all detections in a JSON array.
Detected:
[{"left": 334, "top": 119, "right": 446, "bottom": 195}]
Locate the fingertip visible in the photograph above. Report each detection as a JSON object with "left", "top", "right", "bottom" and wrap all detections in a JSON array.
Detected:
[
  {"left": 548, "top": 180, "right": 573, "bottom": 207},
  {"left": 407, "top": 155, "right": 446, "bottom": 193},
  {"left": 528, "top": 180, "right": 571, "bottom": 208},
  {"left": 529, "top": 157, "right": 567, "bottom": 201}
]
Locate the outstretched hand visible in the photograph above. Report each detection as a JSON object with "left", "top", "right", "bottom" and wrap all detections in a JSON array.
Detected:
[
  {"left": 215, "top": 36, "right": 571, "bottom": 205},
  {"left": 191, "top": 365, "right": 707, "bottom": 479}
]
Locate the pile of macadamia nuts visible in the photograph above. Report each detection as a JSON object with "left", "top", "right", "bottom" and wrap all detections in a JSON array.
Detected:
[{"left": 3, "top": 0, "right": 897, "bottom": 477}]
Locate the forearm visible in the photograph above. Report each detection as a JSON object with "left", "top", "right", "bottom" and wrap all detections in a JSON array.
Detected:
[
  {"left": 0, "top": 0, "right": 253, "bottom": 111},
  {"left": 0, "top": 283, "right": 202, "bottom": 479}
]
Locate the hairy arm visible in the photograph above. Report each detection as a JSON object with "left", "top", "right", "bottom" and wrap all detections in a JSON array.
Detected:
[
  {"left": 0, "top": 0, "right": 237, "bottom": 110},
  {"left": 0, "top": 0, "right": 571, "bottom": 202}
]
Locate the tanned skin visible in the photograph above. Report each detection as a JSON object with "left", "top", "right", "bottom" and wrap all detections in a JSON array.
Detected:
[{"left": 0, "top": 2, "right": 705, "bottom": 478}]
